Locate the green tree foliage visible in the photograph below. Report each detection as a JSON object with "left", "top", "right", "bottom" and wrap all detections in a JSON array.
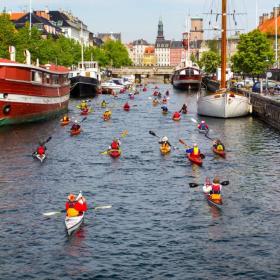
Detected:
[
  {"left": 0, "top": 14, "right": 132, "bottom": 68},
  {"left": 198, "top": 51, "right": 220, "bottom": 74},
  {"left": 231, "top": 29, "right": 274, "bottom": 76},
  {"left": 207, "top": 39, "right": 219, "bottom": 54}
]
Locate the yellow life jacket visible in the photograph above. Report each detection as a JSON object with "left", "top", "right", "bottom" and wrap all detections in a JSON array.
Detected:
[
  {"left": 211, "top": 193, "right": 221, "bottom": 200},
  {"left": 193, "top": 146, "right": 199, "bottom": 156},
  {"left": 67, "top": 207, "right": 79, "bottom": 217},
  {"left": 217, "top": 144, "right": 224, "bottom": 151}
]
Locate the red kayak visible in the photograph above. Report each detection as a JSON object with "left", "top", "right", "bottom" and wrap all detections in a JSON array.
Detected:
[
  {"left": 80, "top": 108, "right": 89, "bottom": 115},
  {"left": 187, "top": 153, "right": 203, "bottom": 166},
  {"left": 212, "top": 146, "right": 226, "bottom": 158},
  {"left": 108, "top": 149, "right": 121, "bottom": 158},
  {"left": 123, "top": 105, "right": 130, "bottom": 111},
  {"left": 70, "top": 129, "right": 81, "bottom": 136}
]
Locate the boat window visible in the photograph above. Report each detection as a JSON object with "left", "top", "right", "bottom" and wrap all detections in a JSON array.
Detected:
[
  {"left": 44, "top": 73, "right": 51, "bottom": 84},
  {"left": 31, "top": 71, "right": 42, "bottom": 83},
  {"left": 53, "top": 74, "right": 59, "bottom": 85}
]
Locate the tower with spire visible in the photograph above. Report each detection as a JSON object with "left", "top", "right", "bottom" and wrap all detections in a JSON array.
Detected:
[{"left": 157, "top": 17, "right": 164, "bottom": 41}]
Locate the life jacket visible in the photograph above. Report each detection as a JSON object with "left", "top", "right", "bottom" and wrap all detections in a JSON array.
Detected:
[
  {"left": 71, "top": 124, "right": 80, "bottom": 131},
  {"left": 162, "top": 142, "right": 169, "bottom": 148},
  {"left": 217, "top": 144, "right": 224, "bottom": 151},
  {"left": 124, "top": 103, "right": 130, "bottom": 109},
  {"left": 63, "top": 116, "right": 68, "bottom": 121},
  {"left": 66, "top": 198, "right": 87, "bottom": 217},
  {"left": 193, "top": 146, "right": 199, "bottom": 156},
  {"left": 174, "top": 112, "right": 180, "bottom": 118},
  {"left": 111, "top": 141, "right": 119, "bottom": 150},
  {"left": 37, "top": 146, "right": 45, "bottom": 155},
  {"left": 212, "top": 183, "right": 221, "bottom": 194}
]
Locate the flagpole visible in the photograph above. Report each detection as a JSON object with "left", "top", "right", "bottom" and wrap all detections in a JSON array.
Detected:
[{"left": 29, "top": 0, "right": 32, "bottom": 35}]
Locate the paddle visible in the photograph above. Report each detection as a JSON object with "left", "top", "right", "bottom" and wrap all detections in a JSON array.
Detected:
[
  {"left": 149, "top": 131, "right": 178, "bottom": 150},
  {"left": 189, "top": 180, "right": 230, "bottom": 188},
  {"left": 42, "top": 136, "right": 52, "bottom": 145},
  {"left": 178, "top": 139, "right": 205, "bottom": 159},
  {"left": 43, "top": 205, "right": 112, "bottom": 216},
  {"left": 100, "top": 130, "right": 128, "bottom": 155}
]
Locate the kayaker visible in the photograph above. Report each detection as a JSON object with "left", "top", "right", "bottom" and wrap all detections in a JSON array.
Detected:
[
  {"left": 109, "top": 138, "right": 121, "bottom": 150},
  {"left": 179, "top": 103, "right": 188, "bottom": 114},
  {"left": 157, "top": 92, "right": 162, "bottom": 99},
  {"left": 213, "top": 139, "right": 225, "bottom": 151},
  {"left": 203, "top": 177, "right": 222, "bottom": 194},
  {"left": 103, "top": 110, "right": 111, "bottom": 119},
  {"left": 123, "top": 102, "right": 130, "bottom": 110},
  {"left": 173, "top": 111, "right": 181, "bottom": 119},
  {"left": 186, "top": 143, "right": 201, "bottom": 157},
  {"left": 79, "top": 100, "right": 88, "bottom": 110},
  {"left": 62, "top": 115, "right": 70, "bottom": 122},
  {"left": 101, "top": 100, "right": 107, "bottom": 107},
  {"left": 159, "top": 136, "right": 171, "bottom": 148},
  {"left": 165, "top": 90, "right": 169, "bottom": 96},
  {"left": 71, "top": 120, "right": 80, "bottom": 132},
  {"left": 162, "top": 97, "right": 167, "bottom": 103},
  {"left": 36, "top": 142, "right": 46, "bottom": 155},
  {"left": 65, "top": 193, "right": 88, "bottom": 217},
  {"left": 198, "top": 120, "right": 209, "bottom": 130},
  {"left": 161, "top": 105, "right": 168, "bottom": 112}
]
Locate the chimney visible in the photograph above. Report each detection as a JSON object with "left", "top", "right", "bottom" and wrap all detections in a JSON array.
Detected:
[
  {"left": 24, "top": 50, "right": 31, "bottom": 65},
  {"left": 9, "top": 46, "right": 16, "bottom": 61},
  {"left": 259, "top": 15, "right": 264, "bottom": 25}
]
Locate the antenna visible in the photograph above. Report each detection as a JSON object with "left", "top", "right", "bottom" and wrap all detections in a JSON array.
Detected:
[{"left": 29, "top": 0, "right": 32, "bottom": 35}]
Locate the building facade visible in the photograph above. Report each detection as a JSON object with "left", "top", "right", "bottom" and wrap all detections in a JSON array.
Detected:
[
  {"left": 132, "top": 39, "right": 149, "bottom": 66},
  {"left": 143, "top": 46, "right": 157, "bottom": 66},
  {"left": 97, "top": 33, "right": 121, "bottom": 42},
  {"left": 170, "top": 40, "right": 185, "bottom": 67}
]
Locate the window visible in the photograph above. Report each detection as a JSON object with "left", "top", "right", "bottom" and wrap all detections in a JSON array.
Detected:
[
  {"left": 44, "top": 73, "right": 51, "bottom": 84},
  {"left": 53, "top": 74, "right": 59, "bottom": 85},
  {"left": 31, "top": 71, "right": 42, "bottom": 83}
]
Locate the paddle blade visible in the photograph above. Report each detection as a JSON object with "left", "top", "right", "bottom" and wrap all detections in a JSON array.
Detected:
[
  {"left": 191, "top": 118, "right": 198, "bottom": 123},
  {"left": 43, "top": 211, "right": 61, "bottom": 216},
  {"left": 179, "top": 139, "right": 186, "bottom": 145},
  {"left": 93, "top": 205, "right": 112, "bottom": 210},
  {"left": 100, "top": 150, "right": 108, "bottom": 155},
  {"left": 149, "top": 130, "right": 157, "bottom": 137},
  {"left": 81, "top": 117, "right": 87, "bottom": 123},
  {"left": 221, "top": 180, "right": 230, "bottom": 186},
  {"left": 45, "top": 136, "right": 52, "bottom": 143},
  {"left": 200, "top": 154, "right": 205, "bottom": 159},
  {"left": 189, "top": 183, "right": 200, "bottom": 188}
]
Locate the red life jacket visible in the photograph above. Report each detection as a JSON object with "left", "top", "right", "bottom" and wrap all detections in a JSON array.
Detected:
[
  {"left": 111, "top": 141, "right": 119, "bottom": 149},
  {"left": 37, "top": 146, "right": 45, "bottom": 155},
  {"left": 66, "top": 199, "right": 88, "bottom": 212},
  {"left": 212, "top": 183, "right": 221, "bottom": 193},
  {"left": 174, "top": 112, "right": 180, "bottom": 118},
  {"left": 124, "top": 103, "right": 130, "bottom": 109}
]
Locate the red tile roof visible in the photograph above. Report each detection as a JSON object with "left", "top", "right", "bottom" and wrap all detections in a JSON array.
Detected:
[{"left": 259, "top": 16, "right": 280, "bottom": 35}]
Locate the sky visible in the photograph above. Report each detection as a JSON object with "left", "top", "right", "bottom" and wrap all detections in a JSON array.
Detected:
[{"left": 1, "top": 0, "right": 279, "bottom": 43}]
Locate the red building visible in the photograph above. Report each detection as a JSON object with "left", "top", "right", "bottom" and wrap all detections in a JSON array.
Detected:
[{"left": 170, "top": 41, "right": 185, "bottom": 67}]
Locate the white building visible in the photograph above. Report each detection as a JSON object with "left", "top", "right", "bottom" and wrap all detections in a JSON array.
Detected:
[{"left": 132, "top": 39, "right": 149, "bottom": 66}]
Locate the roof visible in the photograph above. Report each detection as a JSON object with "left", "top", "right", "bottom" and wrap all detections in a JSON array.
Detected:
[
  {"left": 0, "top": 58, "right": 17, "bottom": 64},
  {"left": 9, "top": 12, "right": 26, "bottom": 21},
  {"left": 47, "top": 64, "right": 69, "bottom": 72},
  {"left": 144, "top": 46, "right": 155, "bottom": 54},
  {"left": 170, "top": 41, "right": 183, "bottom": 48},
  {"left": 14, "top": 12, "right": 56, "bottom": 28},
  {"left": 49, "top": 11, "right": 71, "bottom": 27},
  {"left": 132, "top": 39, "right": 149, "bottom": 45},
  {"left": 92, "top": 37, "right": 104, "bottom": 47},
  {"left": 97, "top": 33, "right": 121, "bottom": 41},
  {"left": 259, "top": 16, "right": 280, "bottom": 35},
  {"left": 155, "top": 40, "right": 171, "bottom": 48}
]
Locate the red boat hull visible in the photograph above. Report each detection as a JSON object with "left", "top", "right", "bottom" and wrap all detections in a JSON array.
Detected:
[
  {"left": 70, "top": 129, "right": 81, "bottom": 136},
  {"left": 187, "top": 153, "right": 203, "bottom": 166},
  {"left": 0, "top": 60, "right": 69, "bottom": 126},
  {"left": 212, "top": 147, "right": 226, "bottom": 158},
  {"left": 109, "top": 149, "right": 121, "bottom": 158}
]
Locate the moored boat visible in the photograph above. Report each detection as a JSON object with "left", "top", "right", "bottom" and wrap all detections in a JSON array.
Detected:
[
  {"left": 172, "top": 66, "right": 202, "bottom": 90},
  {"left": 0, "top": 49, "right": 70, "bottom": 126},
  {"left": 187, "top": 153, "right": 203, "bottom": 166},
  {"left": 65, "top": 211, "right": 84, "bottom": 235}
]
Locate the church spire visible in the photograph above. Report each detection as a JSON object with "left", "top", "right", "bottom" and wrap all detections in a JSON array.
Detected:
[{"left": 157, "top": 17, "right": 164, "bottom": 41}]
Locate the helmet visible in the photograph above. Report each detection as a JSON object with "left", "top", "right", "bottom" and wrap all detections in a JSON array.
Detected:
[
  {"left": 74, "top": 120, "right": 78, "bottom": 124},
  {"left": 68, "top": 193, "right": 76, "bottom": 202},
  {"left": 162, "top": 136, "right": 168, "bottom": 142},
  {"left": 193, "top": 143, "right": 198, "bottom": 147},
  {"left": 201, "top": 120, "right": 205, "bottom": 123}
]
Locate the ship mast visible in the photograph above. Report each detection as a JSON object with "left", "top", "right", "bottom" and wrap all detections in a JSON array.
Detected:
[{"left": 221, "top": 0, "right": 227, "bottom": 88}]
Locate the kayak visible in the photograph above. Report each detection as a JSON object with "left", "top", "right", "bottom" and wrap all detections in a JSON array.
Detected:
[
  {"left": 60, "top": 120, "right": 70, "bottom": 126},
  {"left": 160, "top": 145, "right": 171, "bottom": 155},
  {"left": 162, "top": 99, "right": 167, "bottom": 104},
  {"left": 80, "top": 109, "right": 90, "bottom": 115},
  {"left": 65, "top": 212, "right": 84, "bottom": 235},
  {"left": 198, "top": 128, "right": 209, "bottom": 134},
  {"left": 70, "top": 129, "right": 81, "bottom": 136},
  {"left": 187, "top": 153, "right": 203, "bottom": 166},
  {"left": 204, "top": 191, "right": 223, "bottom": 210},
  {"left": 172, "top": 116, "right": 181, "bottom": 121},
  {"left": 162, "top": 111, "right": 168, "bottom": 115},
  {"left": 103, "top": 115, "right": 111, "bottom": 121},
  {"left": 33, "top": 152, "right": 46, "bottom": 163},
  {"left": 212, "top": 146, "right": 226, "bottom": 158},
  {"left": 152, "top": 100, "right": 159, "bottom": 106},
  {"left": 108, "top": 149, "right": 121, "bottom": 158}
]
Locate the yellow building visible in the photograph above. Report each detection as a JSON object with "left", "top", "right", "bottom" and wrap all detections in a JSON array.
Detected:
[{"left": 143, "top": 46, "right": 157, "bottom": 66}]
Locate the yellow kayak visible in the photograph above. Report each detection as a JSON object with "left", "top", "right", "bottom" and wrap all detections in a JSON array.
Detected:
[{"left": 160, "top": 145, "right": 171, "bottom": 155}]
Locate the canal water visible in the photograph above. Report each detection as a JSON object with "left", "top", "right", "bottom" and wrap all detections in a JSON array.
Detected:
[{"left": 0, "top": 85, "right": 280, "bottom": 279}]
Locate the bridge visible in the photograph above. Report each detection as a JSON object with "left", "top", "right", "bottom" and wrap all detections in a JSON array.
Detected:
[{"left": 108, "top": 66, "right": 175, "bottom": 82}]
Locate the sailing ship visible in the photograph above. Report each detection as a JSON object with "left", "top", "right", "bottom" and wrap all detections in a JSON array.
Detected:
[
  {"left": 171, "top": 18, "right": 202, "bottom": 90},
  {"left": 0, "top": 47, "right": 70, "bottom": 126},
  {"left": 197, "top": 0, "right": 251, "bottom": 118}
]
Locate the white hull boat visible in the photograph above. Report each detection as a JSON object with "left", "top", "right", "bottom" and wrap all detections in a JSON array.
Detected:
[
  {"left": 65, "top": 212, "right": 84, "bottom": 235},
  {"left": 33, "top": 153, "right": 46, "bottom": 163},
  {"left": 197, "top": 91, "right": 251, "bottom": 118},
  {"left": 101, "top": 81, "right": 125, "bottom": 91}
]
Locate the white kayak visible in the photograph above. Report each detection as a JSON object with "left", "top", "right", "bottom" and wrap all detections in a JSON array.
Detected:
[
  {"left": 198, "top": 128, "right": 209, "bottom": 134},
  {"left": 65, "top": 212, "right": 84, "bottom": 235},
  {"left": 33, "top": 152, "right": 46, "bottom": 163}
]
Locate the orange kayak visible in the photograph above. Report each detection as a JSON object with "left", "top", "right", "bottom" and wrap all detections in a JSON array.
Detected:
[
  {"left": 70, "top": 129, "right": 81, "bottom": 136},
  {"left": 205, "top": 193, "right": 223, "bottom": 209},
  {"left": 60, "top": 120, "right": 70, "bottom": 126},
  {"left": 187, "top": 153, "right": 203, "bottom": 166}
]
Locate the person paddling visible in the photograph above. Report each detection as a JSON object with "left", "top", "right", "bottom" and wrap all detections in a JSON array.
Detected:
[
  {"left": 79, "top": 100, "right": 88, "bottom": 110},
  {"left": 186, "top": 143, "right": 201, "bottom": 158},
  {"left": 213, "top": 139, "right": 225, "bottom": 151},
  {"left": 101, "top": 100, "right": 107, "bottom": 107},
  {"left": 159, "top": 136, "right": 171, "bottom": 149},
  {"left": 161, "top": 105, "right": 168, "bottom": 113},
  {"left": 65, "top": 193, "right": 88, "bottom": 217},
  {"left": 198, "top": 120, "right": 209, "bottom": 130},
  {"left": 123, "top": 102, "right": 130, "bottom": 111},
  {"left": 62, "top": 115, "right": 70, "bottom": 122},
  {"left": 203, "top": 177, "right": 222, "bottom": 194},
  {"left": 71, "top": 120, "right": 81, "bottom": 132},
  {"left": 179, "top": 103, "right": 188, "bottom": 114},
  {"left": 36, "top": 141, "right": 46, "bottom": 156},
  {"left": 109, "top": 138, "right": 121, "bottom": 150}
]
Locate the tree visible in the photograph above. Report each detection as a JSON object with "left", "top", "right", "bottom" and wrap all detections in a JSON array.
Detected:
[
  {"left": 198, "top": 51, "right": 220, "bottom": 74},
  {"left": 231, "top": 29, "right": 274, "bottom": 78}
]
